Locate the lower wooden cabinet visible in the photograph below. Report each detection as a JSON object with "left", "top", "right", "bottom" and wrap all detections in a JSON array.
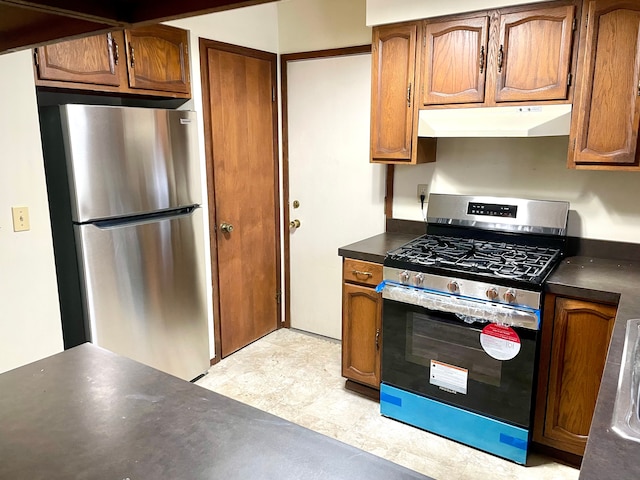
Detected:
[
  {"left": 341, "top": 258, "right": 383, "bottom": 390},
  {"left": 533, "top": 295, "right": 617, "bottom": 456}
]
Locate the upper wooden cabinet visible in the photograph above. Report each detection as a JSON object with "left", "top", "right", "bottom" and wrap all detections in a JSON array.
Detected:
[
  {"left": 421, "top": 16, "right": 489, "bottom": 105},
  {"left": 35, "top": 25, "right": 191, "bottom": 99},
  {"left": 568, "top": 0, "right": 640, "bottom": 170},
  {"left": 371, "top": 23, "right": 418, "bottom": 161},
  {"left": 534, "top": 295, "right": 617, "bottom": 457},
  {"left": 370, "top": 23, "right": 437, "bottom": 164},
  {"left": 35, "top": 33, "right": 121, "bottom": 87},
  {"left": 124, "top": 25, "right": 190, "bottom": 94},
  {"left": 420, "top": 2, "right": 577, "bottom": 107}
]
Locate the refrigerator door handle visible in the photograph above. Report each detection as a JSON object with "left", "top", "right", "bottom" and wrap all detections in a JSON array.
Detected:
[{"left": 89, "top": 206, "right": 198, "bottom": 229}]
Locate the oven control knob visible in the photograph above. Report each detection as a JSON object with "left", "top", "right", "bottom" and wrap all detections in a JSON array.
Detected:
[
  {"left": 414, "top": 273, "right": 425, "bottom": 286},
  {"left": 447, "top": 281, "right": 459, "bottom": 294},
  {"left": 503, "top": 289, "right": 517, "bottom": 304},
  {"left": 486, "top": 287, "right": 499, "bottom": 301},
  {"left": 399, "top": 270, "right": 410, "bottom": 284}
]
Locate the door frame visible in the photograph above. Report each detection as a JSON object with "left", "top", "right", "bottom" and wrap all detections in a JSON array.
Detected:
[
  {"left": 199, "top": 38, "right": 281, "bottom": 362},
  {"left": 280, "top": 45, "right": 376, "bottom": 329}
]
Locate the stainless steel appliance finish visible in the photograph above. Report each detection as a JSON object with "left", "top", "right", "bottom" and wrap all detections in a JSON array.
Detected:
[
  {"left": 61, "top": 104, "right": 201, "bottom": 222},
  {"left": 41, "top": 104, "right": 209, "bottom": 381},
  {"left": 612, "top": 319, "right": 640, "bottom": 443},
  {"left": 426, "top": 194, "right": 570, "bottom": 235}
]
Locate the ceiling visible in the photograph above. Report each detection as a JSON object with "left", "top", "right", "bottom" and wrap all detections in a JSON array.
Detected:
[{"left": 0, "top": 0, "right": 276, "bottom": 54}]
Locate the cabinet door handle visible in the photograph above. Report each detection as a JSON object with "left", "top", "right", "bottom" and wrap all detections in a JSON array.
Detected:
[
  {"left": 113, "top": 39, "right": 119, "bottom": 66},
  {"left": 637, "top": 80, "right": 640, "bottom": 97},
  {"left": 375, "top": 329, "right": 380, "bottom": 350},
  {"left": 407, "top": 83, "right": 412, "bottom": 107},
  {"left": 497, "top": 44, "right": 504, "bottom": 73},
  {"left": 129, "top": 44, "right": 135, "bottom": 68},
  {"left": 352, "top": 270, "right": 372, "bottom": 278},
  {"left": 479, "top": 45, "right": 485, "bottom": 74}
]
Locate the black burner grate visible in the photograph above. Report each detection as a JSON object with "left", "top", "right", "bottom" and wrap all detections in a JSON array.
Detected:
[{"left": 387, "top": 235, "right": 561, "bottom": 283}]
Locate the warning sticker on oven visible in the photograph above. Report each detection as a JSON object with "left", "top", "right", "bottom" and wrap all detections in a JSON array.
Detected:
[
  {"left": 480, "top": 323, "right": 521, "bottom": 361},
  {"left": 429, "top": 360, "right": 468, "bottom": 395}
]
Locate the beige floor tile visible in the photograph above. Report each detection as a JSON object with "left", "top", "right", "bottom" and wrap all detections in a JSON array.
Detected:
[{"left": 196, "top": 329, "right": 579, "bottom": 480}]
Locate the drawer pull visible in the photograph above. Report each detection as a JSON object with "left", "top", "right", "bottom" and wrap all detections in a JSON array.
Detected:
[{"left": 352, "top": 270, "right": 373, "bottom": 278}]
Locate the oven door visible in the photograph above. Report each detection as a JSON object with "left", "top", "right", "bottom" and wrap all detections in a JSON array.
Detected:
[{"left": 382, "top": 298, "right": 538, "bottom": 429}]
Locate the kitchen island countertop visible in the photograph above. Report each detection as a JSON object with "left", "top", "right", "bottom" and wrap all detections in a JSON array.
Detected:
[{"left": 0, "top": 343, "right": 432, "bottom": 480}]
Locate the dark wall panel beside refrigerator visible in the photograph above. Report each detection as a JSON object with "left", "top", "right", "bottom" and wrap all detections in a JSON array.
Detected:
[{"left": 39, "top": 104, "right": 209, "bottom": 381}]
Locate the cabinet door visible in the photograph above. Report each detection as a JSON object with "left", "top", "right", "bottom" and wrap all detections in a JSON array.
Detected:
[
  {"left": 342, "top": 283, "right": 382, "bottom": 388},
  {"left": 422, "top": 16, "right": 489, "bottom": 105},
  {"left": 534, "top": 296, "right": 616, "bottom": 456},
  {"left": 569, "top": 1, "right": 640, "bottom": 167},
  {"left": 125, "top": 25, "right": 190, "bottom": 94},
  {"left": 494, "top": 5, "right": 575, "bottom": 102},
  {"left": 370, "top": 24, "right": 417, "bottom": 161},
  {"left": 35, "top": 32, "right": 121, "bottom": 86}
]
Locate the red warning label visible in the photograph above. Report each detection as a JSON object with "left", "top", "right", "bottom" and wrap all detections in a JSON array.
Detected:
[{"left": 480, "top": 323, "right": 521, "bottom": 361}]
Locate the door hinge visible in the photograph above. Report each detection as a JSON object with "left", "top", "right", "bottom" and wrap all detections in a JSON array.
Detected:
[
  {"left": 275, "top": 290, "right": 282, "bottom": 304},
  {"left": 33, "top": 49, "right": 39, "bottom": 67},
  {"left": 567, "top": 72, "right": 572, "bottom": 86},
  {"left": 585, "top": 14, "right": 588, "bottom": 28},
  {"left": 572, "top": 17, "right": 577, "bottom": 31},
  {"left": 272, "top": 86, "right": 276, "bottom": 102}
]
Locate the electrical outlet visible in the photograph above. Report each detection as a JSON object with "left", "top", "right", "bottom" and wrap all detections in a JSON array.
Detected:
[
  {"left": 12, "top": 206, "right": 30, "bottom": 232},
  {"left": 417, "top": 184, "right": 429, "bottom": 201}
]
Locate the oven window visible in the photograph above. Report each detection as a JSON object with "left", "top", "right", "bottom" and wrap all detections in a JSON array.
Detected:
[{"left": 406, "top": 312, "right": 502, "bottom": 387}]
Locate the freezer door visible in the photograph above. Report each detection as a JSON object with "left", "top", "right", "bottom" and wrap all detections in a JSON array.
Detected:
[
  {"left": 75, "top": 208, "right": 209, "bottom": 380},
  {"left": 61, "top": 104, "right": 201, "bottom": 222}
]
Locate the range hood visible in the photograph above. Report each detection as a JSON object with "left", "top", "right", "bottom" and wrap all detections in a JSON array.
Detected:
[{"left": 417, "top": 104, "right": 572, "bottom": 138}]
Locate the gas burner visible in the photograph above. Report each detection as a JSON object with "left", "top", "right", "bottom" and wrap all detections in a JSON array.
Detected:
[{"left": 387, "top": 234, "right": 561, "bottom": 285}]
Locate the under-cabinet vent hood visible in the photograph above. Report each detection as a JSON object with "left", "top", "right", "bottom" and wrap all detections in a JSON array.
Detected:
[{"left": 417, "top": 104, "right": 572, "bottom": 138}]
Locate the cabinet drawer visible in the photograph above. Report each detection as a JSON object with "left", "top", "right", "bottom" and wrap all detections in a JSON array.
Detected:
[{"left": 343, "top": 259, "right": 383, "bottom": 287}]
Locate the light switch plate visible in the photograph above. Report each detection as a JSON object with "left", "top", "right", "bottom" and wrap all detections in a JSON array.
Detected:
[{"left": 12, "top": 206, "right": 30, "bottom": 232}]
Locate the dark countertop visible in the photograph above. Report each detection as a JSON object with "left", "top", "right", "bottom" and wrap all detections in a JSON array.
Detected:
[
  {"left": 338, "top": 232, "right": 420, "bottom": 263},
  {"left": 0, "top": 343, "right": 431, "bottom": 480},
  {"left": 339, "top": 233, "right": 640, "bottom": 479},
  {"left": 546, "top": 257, "right": 640, "bottom": 480}
]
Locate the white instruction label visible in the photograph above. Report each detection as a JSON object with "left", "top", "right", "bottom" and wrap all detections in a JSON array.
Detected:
[{"left": 430, "top": 360, "right": 468, "bottom": 394}]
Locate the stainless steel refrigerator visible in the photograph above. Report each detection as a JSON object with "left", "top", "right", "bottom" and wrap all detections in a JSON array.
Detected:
[{"left": 40, "top": 104, "right": 209, "bottom": 381}]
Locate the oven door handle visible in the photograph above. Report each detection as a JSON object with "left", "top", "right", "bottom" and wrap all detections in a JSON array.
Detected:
[{"left": 378, "top": 281, "right": 540, "bottom": 330}]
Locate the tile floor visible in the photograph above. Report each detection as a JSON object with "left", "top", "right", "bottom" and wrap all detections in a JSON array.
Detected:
[{"left": 196, "top": 328, "right": 579, "bottom": 480}]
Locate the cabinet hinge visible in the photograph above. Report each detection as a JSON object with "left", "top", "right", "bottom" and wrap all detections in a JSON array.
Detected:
[
  {"left": 275, "top": 290, "right": 282, "bottom": 304},
  {"left": 585, "top": 14, "right": 588, "bottom": 28},
  {"left": 33, "top": 49, "right": 39, "bottom": 67},
  {"left": 272, "top": 86, "right": 276, "bottom": 102},
  {"left": 567, "top": 72, "right": 572, "bottom": 86},
  {"left": 423, "top": 31, "right": 426, "bottom": 47},
  {"left": 572, "top": 17, "right": 577, "bottom": 31}
]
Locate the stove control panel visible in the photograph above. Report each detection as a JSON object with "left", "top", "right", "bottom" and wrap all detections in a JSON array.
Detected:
[
  {"left": 467, "top": 202, "right": 518, "bottom": 218},
  {"left": 383, "top": 267, "right": 541, "bottom": 310}
]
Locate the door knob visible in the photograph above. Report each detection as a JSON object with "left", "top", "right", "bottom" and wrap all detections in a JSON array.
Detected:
[
  {"left": 220, "top": 222, "right": 234, "bottom": 233},
  {"left": 289, "top": 219, "right": 301, "bottom": 229}
]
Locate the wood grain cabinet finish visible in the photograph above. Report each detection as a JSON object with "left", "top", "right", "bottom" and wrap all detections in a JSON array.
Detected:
[
  {"left": 35, "top": 32, "right": 121, "bottom": 87},
  {"left": 494, "top": 5, "right": 576, "bottom": 103},
  {"left": 421, "top": 16, "right": 489, "bottom": 105},
  {"left": 124, "top": 25, "right": 190, "bottom": 94},
  {"left": 341, "top": 259, "right": 383, "bottom": 389},
  {"left": 35, "top": 25, "right": 191, "bottom": 98},
  {"left": 568, "top": 0, "right": 640, "bottom": 169},
  {"left": 533, "top": 295, "right": 617, "bottom": 456},
  {"left": 419, "top": 2, "right": 576, "bottom": 107},
  {"left": 370, "top": 23, "right": 418, "bottom": 162}
]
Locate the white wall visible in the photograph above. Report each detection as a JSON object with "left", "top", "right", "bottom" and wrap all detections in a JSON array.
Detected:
[
  {"left": 278, "top": 0, "right": 371, "bottom": 53},
  {"left": 366, "top": 0, "right": 548, "bottom": 26},
  {"left": 393, "top": 136, "right": 640, "bottom": 242},
  {"left": 166, "top": 3, "right": 280, "bottom": 358},
  {"left": 0, "top": 51, "right": 64, "bottom": 373}
]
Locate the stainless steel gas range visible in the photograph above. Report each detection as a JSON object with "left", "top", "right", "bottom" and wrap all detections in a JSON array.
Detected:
[{"left": 378, "top": 194, "right": 569, "bottom": 465}]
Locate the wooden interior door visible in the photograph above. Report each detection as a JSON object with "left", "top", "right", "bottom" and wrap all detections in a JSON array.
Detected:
[
  {"left": 201, "top": 40, "right": 280, "bottom": 358},
  {"left": 421, "top": 16, "right": 489, "bottom": 105},
  {"left": 35, "top": 32, "right": 121, "bottom": 86}
]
